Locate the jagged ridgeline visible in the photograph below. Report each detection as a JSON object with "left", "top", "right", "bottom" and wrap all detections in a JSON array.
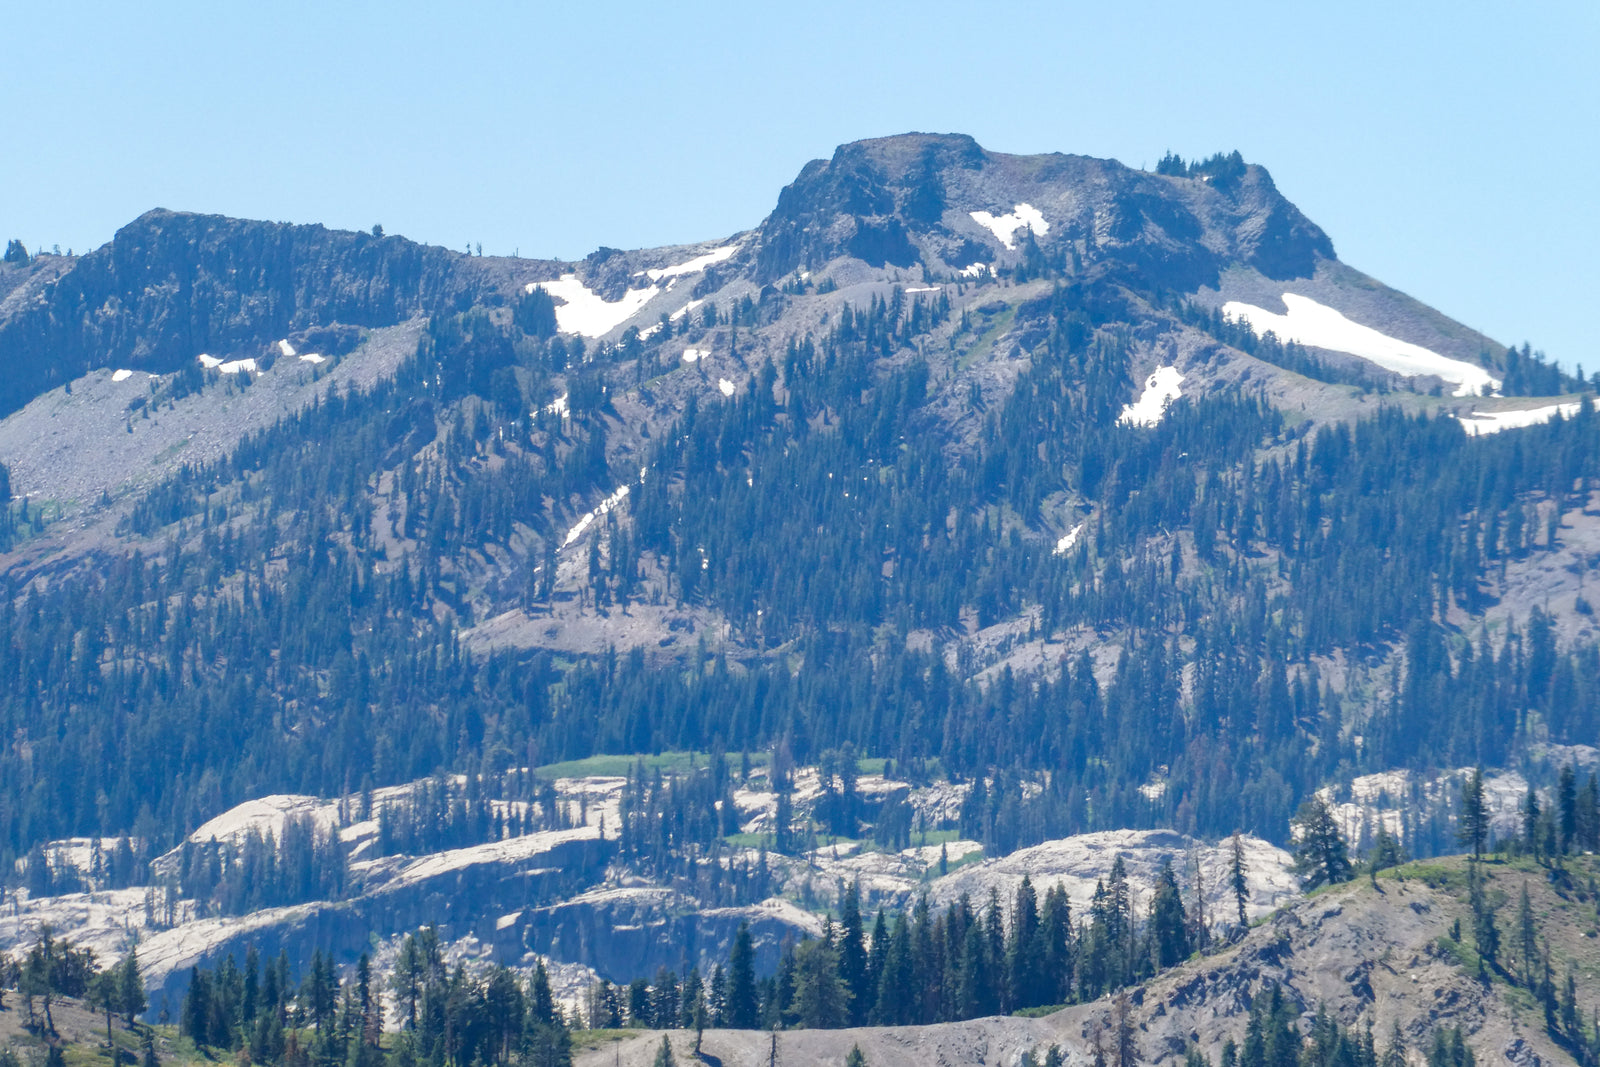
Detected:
[{"left": 0, "top": 135, "right": 1596, "bottom": 907}]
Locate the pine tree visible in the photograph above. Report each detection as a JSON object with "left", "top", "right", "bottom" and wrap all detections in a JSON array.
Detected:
[
  {"left": 1229, "top": 832, "right": 1250, "bottom": 930},
  {"left": 874, "top": 913, "right": 914, "bottom": 1025},
  {"left": 1557, "top": 765, "right": 1578, "bottom": 855},
  {"left": 1459, "top": 770, "right": 1489, "bottom": 859},
  {"left": 1382, "top": 1021, "right": 1407, "bottom": 1067},
  {"left": 727, "top": 923, "right": 760, "bottom": 1029},
  {"left": 1518, "top": 883, "right": 1538, "bottom": 986},
  {"left": 1007, "top": 874, "right": 1045, "bottom": 1009},
  {"left": 118, "top": 948, "right": 147, "bottom": 1026},
  {"left": 1470, "top": 866, "right": 1499, "bottom": 972},
  {"left": 1367, "top": 826, "right": 1405, "bottom": 884},
  {"left": 838, "top": 882, "right": 869, "bottom": 1024},
  {"left": 792, "top": 938, "right": 850, "bottom": 1029},
  {"left": 1148, "top": 859, "right": 1189, "bottom": 969},
  {"left": 1291, "top": 798, "right": 1352, "bottom": 889}
]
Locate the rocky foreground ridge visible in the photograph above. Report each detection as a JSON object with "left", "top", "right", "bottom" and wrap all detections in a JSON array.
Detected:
[{"left": 577, "top": 856, "right": 1600, "bottom": 1067}]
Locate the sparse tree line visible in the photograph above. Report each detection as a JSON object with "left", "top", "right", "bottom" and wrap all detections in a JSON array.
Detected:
[
  {"left": 1445, "top": 769, "right": 1600, "bottom": 1065},
  {"left": 167, "top": 931, "right": 570, "bottom": 1067},
  {"left": 0, "top": 927, "right": 149, "bottom": 1063}
]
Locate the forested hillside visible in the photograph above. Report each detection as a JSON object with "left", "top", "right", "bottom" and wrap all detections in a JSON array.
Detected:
[{"left": 1, "top": 133, "right": 1597, "bottom": 1062}]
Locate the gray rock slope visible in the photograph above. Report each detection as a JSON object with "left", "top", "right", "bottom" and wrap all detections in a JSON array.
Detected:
[{"left": 578, "top": 859, "right": 1593, "bottom": 1067}]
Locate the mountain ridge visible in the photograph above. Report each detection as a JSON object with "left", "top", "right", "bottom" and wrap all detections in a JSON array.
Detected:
[{"left": 3, "top": 133, "right": 1599, "bottom": 1063}]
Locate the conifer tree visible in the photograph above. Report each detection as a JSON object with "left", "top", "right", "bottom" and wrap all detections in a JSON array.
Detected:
[
  {"left": 1459, "top": 770, "right": 1489, "bottom": 860},
  {"left": 1148, "top": 859, "right": 1190, "bottom": 969},
  {"left": 118, "top": 948, "right": 147, "bottom": 1026},
  {"left": 1557, "top": 765, "right": 1578, "bottom": 855},
  {"left": 1292, "top": 799, "right": 1352, "bottom": 890},
  {"left": 1229, "top": 833, "right": 1250, "bottom": 930},
  {"left": 838, "top": 882, "right": 869, "bottom": 1024},
  {"left": 727, "top": 923, "right": 760, "bottom": 1029}
]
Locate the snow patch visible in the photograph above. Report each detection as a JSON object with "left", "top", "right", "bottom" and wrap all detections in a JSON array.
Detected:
[
  {"left": 1222, "top": 293, "right": 1500, "bottom": 397},
  {"left": 959, "top": 262, "right": 991, "bottom": 278},
  {"left": 111, "top": 369, "right": 134, "bottom": 382},
  {"left": 718, "top": 378, "right": 736, "bottom": 397},
  {"left": 970, "top": 203, "right": 1049, "bottom": 250},
  {"left": 682, "top": 348, "right": 709, "bottom": 363},
  {"left": 1053, "top": 523, "right": 1084, "bottom": 557},
  {"left": 277, "top": 339, "right": 297, "bottom": 358},
  {"left": 561, "top": 484, "right": 632, "bottom": 549},
  {"left": 299, "top": 353, "right": 326, "bottom": 365},
  {"left": 645, "top": 245, "right": 737, "bottom": 281},
  {"left": 197, "top": 354, "right": 257, "bottom": 375},
  {"left": 545, "top": 393, "right": 570, "bottom": 418},
  {"left": 669, "top": 299, "right": 705, "bottom": 323},
  {"left": 527, "top": 276, "right": 659, "bottom": 338},
  {"left": 1118, "top": 366, "right": 1185, "bottom": 427},
  {"left": 1456, "top": 398, "right": 1597, "bottom": 436},
  {"left": 904, "top": 286, "right": 941, "bottom": 293}
]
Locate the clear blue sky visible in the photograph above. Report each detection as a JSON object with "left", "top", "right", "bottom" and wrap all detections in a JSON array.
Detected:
[{"left": 4, "top": 1, "right": 1595, "bottom": 366}]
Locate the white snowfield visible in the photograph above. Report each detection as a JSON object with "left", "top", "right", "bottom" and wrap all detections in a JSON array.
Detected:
[
  {"left": 669, "top": 299, "right": 705, "bottom": 323},
  {"left": 1118, "top": 366, "right": 1185, "bottom": 427},
  {"left": 681, "top": 348, "right": 709, "bottom": 363},
  {"left": 527, "top": 276, "right": 658, "bottom": 338},
  {"left": 277, "top": 339, "right": 296, "bottom": 357},
  {"left": 970, "top": 203, "right": 1049, "bottom": 250},
  {"left": 1456, "top": 398, "right": 1599, "bottom": 436},
  {"left": 959, "top": 262, "right": 991, "bottom": 278},
  {"left": 1053, "top": 523, "right": 1084, "bottom": 557},
  {"left": 299, "top": 353, "right": 326, "bottom": 365},
  {"left": 904, "top": 286, "right": 941, "bottom": 294},
  {"left": 644, "top": 245, "right": 738, "bottom": 282},
  {"left": 561, "top": 483, "right": 632, "bottom": 549},
  {"left": 111, "top": 369, "right": 135, "bottom": 382},
  {"left": 1222, "top": 293, "right": 1500, "bottom": 397},
  {"left": 718, "top": 378, "right": 736, "bottom": 397},
  {"left": 197, "top": 354, "right": 258, "bottom": 375},
  {"left": 545, "top": 392, "right": 570, "bottom": 418}
]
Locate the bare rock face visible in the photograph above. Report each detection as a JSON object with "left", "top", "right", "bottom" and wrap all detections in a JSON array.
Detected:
[{"left": 749, "top": 133, "right": 1334, "bottom": 293}]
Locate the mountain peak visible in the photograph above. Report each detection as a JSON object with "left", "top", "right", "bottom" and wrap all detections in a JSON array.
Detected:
[{"left": 752, "top": 132, "right": 1334, "bottom": 289}]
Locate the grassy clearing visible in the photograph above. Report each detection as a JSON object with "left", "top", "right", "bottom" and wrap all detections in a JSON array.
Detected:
[
  {"left": 957, "top": 304, "right": 1018, "bottom": 371},
  {"left": 572, "top": 1028, "right": 648, "bottom": 1051},
  {"left": 535, "top": 750, "right": 771, "bottom": 780}
]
